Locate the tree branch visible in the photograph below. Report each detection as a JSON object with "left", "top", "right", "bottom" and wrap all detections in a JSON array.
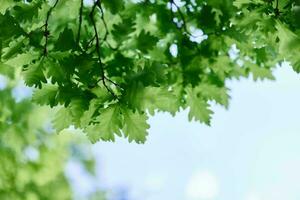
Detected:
[
  {"left": 89, "top": 0, "right": 119, "bottom": 99},
  {"left": 43, "top": 0, "right": 59, "bottom": 56}
]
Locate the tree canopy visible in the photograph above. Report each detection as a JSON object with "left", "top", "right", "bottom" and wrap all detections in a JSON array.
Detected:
[{"left": 1, "top": 0, "right": 300, "bottom": 143}]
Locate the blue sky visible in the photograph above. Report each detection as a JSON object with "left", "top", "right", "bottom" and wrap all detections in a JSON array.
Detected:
[{"left": 89, "top": 63, "right": 300, "bottom": 200}]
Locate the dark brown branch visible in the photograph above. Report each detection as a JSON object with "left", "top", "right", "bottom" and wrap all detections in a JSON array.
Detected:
[{"left": 43, "top": 0, "right": 59, "bottom": 56}]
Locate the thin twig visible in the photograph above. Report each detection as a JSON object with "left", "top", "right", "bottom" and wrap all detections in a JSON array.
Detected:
[
  {"left": 96, "top": 2, "right": 109, "bottom": 41},
  {"left": 95, "top": 1, "right": 118, "bottom": 50},
  {"left": 104, "top": 77, "right": 123, "bottom": 90},
  {"left": 76, "top": 0, "right": 84, "bottom": 46},
  {"left": 84, "top": 34, "right": 96, "bottom": 50},
  {"left": 89, "top": 0, "right": 119, "bottom": 99},
  {"left": 43, "top": 0, "right": 59, "bottom": 56}
]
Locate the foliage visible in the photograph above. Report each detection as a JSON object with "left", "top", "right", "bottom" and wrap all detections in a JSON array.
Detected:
[
  {"left": 0, "top": 81, "right": 71, "bottom": 199},
  {"left": 1, "top": 0, "right": 300, "bottom": 143},
  {"left": 0, "top": 76, "right": 105, "bottom": 199}
]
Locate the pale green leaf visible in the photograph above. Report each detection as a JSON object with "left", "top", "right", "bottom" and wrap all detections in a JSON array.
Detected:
[
  {"left": 186, "top": 87, "right": 213, "bottom": 125},
  {"left": 85, "top": 105, "right": 122, "bottom": 143},
  {"left": 122, "top": 109, "right": 150, "bottom": 144}
]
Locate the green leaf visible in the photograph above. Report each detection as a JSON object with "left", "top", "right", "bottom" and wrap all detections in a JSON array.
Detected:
[
  {"left": 292, "top": 59, "right": 300, "bottom": 73},
  {"left": 0, "top": 13, "right": 24, "bottom": 41},
  {"left": 23, "top": 60, "right": 47, "bottom": 88},
  {"left": 2, "top": 36, "right": 26, "bottom": 60},
  {"left": 32, "top": 85, "right": 58, "bottom": 107},
  {"left": 141, "top": 87, "right": 179, "bottom": 115},
  {"left": 54, "top": 28, "right": 76, "bottom": 51},
  {"left": 195, "top": 84, "right": 230, "bottom": 108},
  {"left": 198, "top": 5, "right": 217, "bottom": 30},
  {"left": 69, "top": 99, "right": 89, "bottom": 127},
  {"left": 85, "top": 105, "right": 122, "bottom": 143},
  {"left": 102, "top": 0, "right": 124, "bottom": 14},
  {"left": 245, "top": 60, "right": 275, "bottom": 80},
  {"left": 125, "top": 82, "right": 179, "bottom": 115},
  {"left": 136, "top": 30, "right": 159, "bottom": 53},
  {"left": 46, "top": 59, "right": 66, "bottom": 85},
  {"left": 112, "top": 18, "right": 135, "bottom": 44},
  {"left": 5, "top": 52, "right": 38, "bottom": 68},
  {"left": 122, "top": 108, "right": 150, "bottom": 144},
  {"left": 186, "top": 87, "right": 213, "bottom": 125},
  {"left": 80, "top": 99, "right": 102, "bottom": 127},
  {"left": 276, "top": 22, "right": 300, "bottom": 54},
  {"left": 11, "top": 1, "right": 42, "bottom": 22}
]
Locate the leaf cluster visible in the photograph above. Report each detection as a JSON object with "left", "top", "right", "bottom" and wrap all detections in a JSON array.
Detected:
[{"left": 1, "top": 0, "right": 299, "bottom": 143}]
